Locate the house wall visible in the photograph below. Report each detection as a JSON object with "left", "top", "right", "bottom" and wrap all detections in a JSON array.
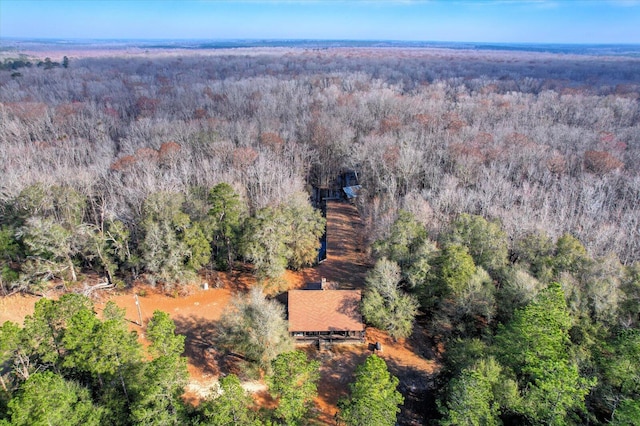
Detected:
[{"left": 291, "top": 330, "right": 365, "bottom": 342}]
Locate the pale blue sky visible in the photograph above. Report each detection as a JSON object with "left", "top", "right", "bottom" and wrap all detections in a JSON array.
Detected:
[{"left": 1, "top": 1, "right": 639, "bottom": 44}]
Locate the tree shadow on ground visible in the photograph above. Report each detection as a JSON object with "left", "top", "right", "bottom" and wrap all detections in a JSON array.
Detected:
[
  {"left": 299, "top": 344, "right": 370, "bottom": 425},
  {"left": 392, "top": 321, "right": 441, "bottom": 425},
  {"left": 384, "top": 357, "right": 439, "bottom": 426},
  {"left": 364, "top": 320, "right": 440, "bottom": 425},
  {"left": 173, "top": 314, "right": 241, "bottom": 377},
  {"left": 307, "top": 341, "right": 438, "bottom": 426},
  {"left": 409, "top": 316, "right": 439, "bottom": 361}
]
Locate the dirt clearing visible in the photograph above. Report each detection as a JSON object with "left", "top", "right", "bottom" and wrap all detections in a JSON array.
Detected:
[{"left": 0, "top": 293, "right": 40, "bottom": 324}]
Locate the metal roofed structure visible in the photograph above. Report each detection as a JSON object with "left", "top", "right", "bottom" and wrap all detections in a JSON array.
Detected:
[{"left": 342, "top": 184, "right": 362, "bottom": 199}]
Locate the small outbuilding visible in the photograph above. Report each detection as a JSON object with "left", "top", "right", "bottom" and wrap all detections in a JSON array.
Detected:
[
  {"left": 288, "top": 289, "right": 365, "bottom": 343},
  {"left": 342, "top": 184, "right": 362, "bottom": 200}
]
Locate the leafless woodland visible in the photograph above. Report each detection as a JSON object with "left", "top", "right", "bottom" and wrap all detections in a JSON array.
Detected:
[{"left": 1, "top": 47, "right": 639, "bottom": 263}]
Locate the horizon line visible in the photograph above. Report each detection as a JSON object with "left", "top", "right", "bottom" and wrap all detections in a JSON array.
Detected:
[{"left": 3, "top": 37, "right": 640, "bottom": 47}]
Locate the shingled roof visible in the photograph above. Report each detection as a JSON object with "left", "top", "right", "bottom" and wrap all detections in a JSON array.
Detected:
[{"left": 288, "top": 289, "right": 364, "bottom": 333}]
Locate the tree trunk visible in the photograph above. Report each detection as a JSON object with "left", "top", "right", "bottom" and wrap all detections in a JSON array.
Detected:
[{"left": 68, "top": 257, "right": 77, "bottom": 282}]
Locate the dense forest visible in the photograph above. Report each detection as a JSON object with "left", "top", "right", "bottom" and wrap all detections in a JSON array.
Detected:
[{"left": 1, "top": 46, "right": 639, "bottom": 425}]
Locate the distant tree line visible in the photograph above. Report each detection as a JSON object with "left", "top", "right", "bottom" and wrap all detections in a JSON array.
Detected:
[{"left": 1, "top": 56, "right": 68, "bottom": 73}]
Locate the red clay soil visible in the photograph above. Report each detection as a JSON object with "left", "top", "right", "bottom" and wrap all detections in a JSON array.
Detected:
[
  {"left": 0, "top": 293, "right": 40, "bottom": 325},
  {"left": 105, "top": 285, "right": 233, "bottom": 404},
  {"left": 0, "top": 272, "right": 246, "bottom": 405},
  {"left": 99, "top": 271, "right": 249, "bottom": 404},
  {"left": 364, "top": 327, "right": 437, "bottom": 375}
]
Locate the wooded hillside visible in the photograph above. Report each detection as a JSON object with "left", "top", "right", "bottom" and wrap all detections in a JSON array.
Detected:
[
  {"left": 1, "top": 49, "right": 638, "bottom": 281},
  {"left": 1, "top": 46, "right": 639, "bottom": 425}
]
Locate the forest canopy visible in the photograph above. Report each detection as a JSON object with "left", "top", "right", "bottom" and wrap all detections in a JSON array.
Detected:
[
  {"left": 1, "top": 49, "right": 638, "bottom": 288},
  {"left": 1, "top": 46, "right": 639, "bottom": 425}
]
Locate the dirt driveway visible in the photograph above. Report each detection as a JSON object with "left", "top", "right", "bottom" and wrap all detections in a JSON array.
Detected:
[{"left": 296, "top": 201, "right": 370, "bottom": 289}]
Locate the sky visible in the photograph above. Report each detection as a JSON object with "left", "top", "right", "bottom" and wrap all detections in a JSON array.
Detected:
[{"left": 1, "top": 0, "right": 640, "bottom": 44}]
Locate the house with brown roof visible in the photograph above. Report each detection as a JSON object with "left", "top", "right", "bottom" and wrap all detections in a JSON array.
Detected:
[{"left": 287, "top": 288, "right": 365, "bottom": 342}]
